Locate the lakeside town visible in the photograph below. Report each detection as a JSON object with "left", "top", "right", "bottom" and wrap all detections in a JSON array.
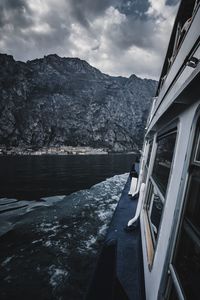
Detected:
[{"left": 0, "top": 146, "right": 110, "bottom": 156}]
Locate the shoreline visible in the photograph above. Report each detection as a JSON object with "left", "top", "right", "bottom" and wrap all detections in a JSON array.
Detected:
[{"left": 0, "top": 146, "right": 137, "bottom": 156}]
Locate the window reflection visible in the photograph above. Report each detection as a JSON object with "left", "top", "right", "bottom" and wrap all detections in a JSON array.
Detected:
[
  {"left": 152, "top": 132, "right": 177, "bottom": 196},
  {"left": 145, "top": 130, "right": 176, "bottom": 248},
  {"left": 169, "top": 283, "right": 179, "bottom": 300},
  {"left": 174, "top": 227, "right": 200, "bottom": 299},
  {"left": 150, "top": 193, "right": 163, "bottom": 241},
  {"left": 186, "top": 175, "right": 200, "bottom": 232},
  {"left": 146, "top": 141, "right": 153, "bottom": 167},
  {"left": 195, "top": 131, "right": 200, "bottom": 162},
  {"left": 146, "top": 181, "right": 164, "bottom": 244},
  {"left": 144, "top": 129, "right": 177, "bottom": 250}
]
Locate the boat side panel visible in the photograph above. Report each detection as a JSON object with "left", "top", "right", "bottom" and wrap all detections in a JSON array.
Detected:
[{"left": 140, "top": 101, "right": 200, "bottom": 300}]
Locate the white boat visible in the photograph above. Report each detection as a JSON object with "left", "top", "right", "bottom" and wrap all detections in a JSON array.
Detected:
[
  {"left": 87, "top": 1, "right": 200, "bottom": 299},
  {"left": 137, "top": 0, "right": 200, "bottom": 298}
]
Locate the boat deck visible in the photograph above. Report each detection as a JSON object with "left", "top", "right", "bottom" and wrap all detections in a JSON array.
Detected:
[{"left": 86, "top": 176, "right": 145, "bottom": 300}]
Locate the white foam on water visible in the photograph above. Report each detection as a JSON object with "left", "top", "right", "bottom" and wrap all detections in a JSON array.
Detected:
[
  {"left": 32, "top": 238, "right": 43, "bottom": 244},
  {"left": 97, "top": 210, "right": 112, "bottom": 221},
  {"left": 84, "top": 236, "right": 97, "bottom": 250},
  {"left": 48, "top": 265, "right": 68, "bottom": 288},
  {"left": 98, "top": 224, "right": 108, "bottom": 236},
  {"left": 1, "top": 256, "right": 14, "bottom": 267}
]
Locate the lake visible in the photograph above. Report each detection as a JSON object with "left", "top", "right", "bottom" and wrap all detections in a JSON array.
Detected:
[
  {"left": 0, "top": 154, "right": 134, "bottom": 300},
  {"left": 0, "top": 154, "right": 136, "bottom": 200}
]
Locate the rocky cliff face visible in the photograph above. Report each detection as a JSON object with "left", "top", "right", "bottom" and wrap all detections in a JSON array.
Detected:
[{"left": 0, "top": 53, "right": 157, "bottom": 152}]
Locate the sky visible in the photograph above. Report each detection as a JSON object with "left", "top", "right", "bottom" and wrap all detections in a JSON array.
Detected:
[{"left": 0, "top": 0, "right": 180, "bottom": 79}]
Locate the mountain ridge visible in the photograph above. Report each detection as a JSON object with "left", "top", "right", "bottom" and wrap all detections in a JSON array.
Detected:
[{"left": 0, "top": 53, "right": 157, "bottom": 152}]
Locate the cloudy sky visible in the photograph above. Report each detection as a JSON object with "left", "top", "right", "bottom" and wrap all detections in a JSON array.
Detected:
[{"left": 0, "top": 0, "right": 180, "bottom": 79}]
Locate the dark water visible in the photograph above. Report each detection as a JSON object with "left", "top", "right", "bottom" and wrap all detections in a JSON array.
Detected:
[
  {"left": 0, "top": 174, "right": 129, "bottom": 300},
  {"left": 0, "top": 154, "right": 135, "bottom": 199},
  {"left": 0, "top": 155, "right": 130, "bottom": 300}
]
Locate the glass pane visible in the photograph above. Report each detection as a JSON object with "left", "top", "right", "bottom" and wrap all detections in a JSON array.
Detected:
[
  {"left": 143, "top": 166, "right": 148, "bottom": 183},
  {"left": 195, "top": 132, "right": 200, "bottom": 161},
  {"left": 146, "top": 142, "right": 153, "bottom": 167},
  {"left": 186, "top": 175, "right": 200, "bottom": 232},
  {"left": 146, "top": 180, "right": 153, "bottom": 210},
  {"left": 169, "top": 282, "right": 179, "bottom": 300},
  {"left": 168, "top": 122, "right": 200, "bottom": 300},
  {"left": 152, "top": 132, "right": 177, "bottom": 196},
  {"left": 150, "top": 192, "right": 163, "bottom": 241},
  {"left": 174, "top": 226, "right": 200, "bottom": 299}
]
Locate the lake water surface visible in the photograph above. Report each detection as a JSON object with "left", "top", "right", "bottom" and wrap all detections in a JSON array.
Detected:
[
  {"left": 0, "top": 157, "right": 132, "bottom": 299},
  {"left": 0, "top": 154, "right": 135, "bottom": 299},
  {"left": 0, "top": 154, "right": 135, "bottom": 199}
]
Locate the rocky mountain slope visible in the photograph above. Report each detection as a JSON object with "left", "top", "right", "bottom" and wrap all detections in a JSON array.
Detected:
[{"left": 0, "top": 54, "right": 157, "bottom": 152}]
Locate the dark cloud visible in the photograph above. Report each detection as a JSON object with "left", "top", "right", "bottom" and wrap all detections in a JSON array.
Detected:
[
  {"left": 0, "top": 0, "right": 72, "bottom": 60},
  {"left": 0, "top": 0, "right": 33, "bottom": 30},
  {"left": 3, "top": 0, "right": 26, "bottom": 9},
  {"left": 166, "top": 0, "right": 180, "bottom": 6},
  {"left": 0, "top": 8, "right": 6, "bottom": 27},
  {"left": 117, "top": 0, "right": 150, "bottom": 19},
  {"left": 107, "top": 16, "right": 156, "bottom": 51},
  {"left": 69, "top": 0, "right": 117, "bottom": 17},
  {"left": 68, "top": 0, "right": 119, "bottom": 27}
]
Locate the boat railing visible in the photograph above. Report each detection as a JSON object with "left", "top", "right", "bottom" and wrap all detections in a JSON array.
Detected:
[{"left": 127, "top": 183, "right": 146, "bottom": 227}]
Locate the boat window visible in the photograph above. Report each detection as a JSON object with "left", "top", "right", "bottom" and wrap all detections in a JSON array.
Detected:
[
  {"left": 194, "top": 128, "right": 200, "bottom": 162},
  {"left": 146, "top": 178, "right": 165, "bottom": 246},
  {"left": 145, "top": 180, "right": 153, "bottom": 210},
  {"left": 144, "top": 129, "right": 177, "bottom": 264},
  {"left": 150, "top": 192, "right": 163, "bottom": 242},
  {"left": 169, "top": 283, "right": 179, "bottom": 300},
  {"left": 172, "top": 177, "right": 200, "bottom": 299},
  {"left": 146, "top": 141, "right": 153, "bottom": 168},
  {"left": 167, "top": 120, "right": 200, "bottom": 299},
  {"left": 144, "top": 140, "right": 153, "bottom": 183},
  {"left": 157, "top": 0, "right": 200, "bottom": 93},
  {"left": 173, "top": 0, "right": 199, "bottom": 58},
  {"left": 185, "top": 175, "right": 200, "bottom": 231},
  {"left": 152, "top": 131, "right": 177, "bottom": 196},
  {"left": 195, "top": 141, "right": 200, "bottom": 161},
  {"left": 175, "top": 224, "right": 200, "bottom": 297}
]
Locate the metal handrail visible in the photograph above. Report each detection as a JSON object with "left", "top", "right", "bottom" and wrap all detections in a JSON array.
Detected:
[{"left": 127, "top": 183, "right": 146, "bottom": 227}]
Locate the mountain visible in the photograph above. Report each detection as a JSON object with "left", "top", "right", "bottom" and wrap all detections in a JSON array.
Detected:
[{"left": 0, "top": 53, "right": 157, "bottom": 152}]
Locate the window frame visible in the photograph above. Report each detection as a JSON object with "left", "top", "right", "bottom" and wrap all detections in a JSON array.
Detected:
[
  {"left": 167, "top": 124, "right": 200, "bottom": 299},
  {"left": 152, "top": 129, "right": 177, "bottom": 197},
  {"left": 159, "top": 113, "right": 200, "bottom": 300},
  {"left": 193, "top": 122, "right": 200, "bottom": 165},
  {"left": 146, "top": 177, "right": 165, "bottom": 247},
  {"left": 143, "top": 126, "right": 178, "bottom": 269}
]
